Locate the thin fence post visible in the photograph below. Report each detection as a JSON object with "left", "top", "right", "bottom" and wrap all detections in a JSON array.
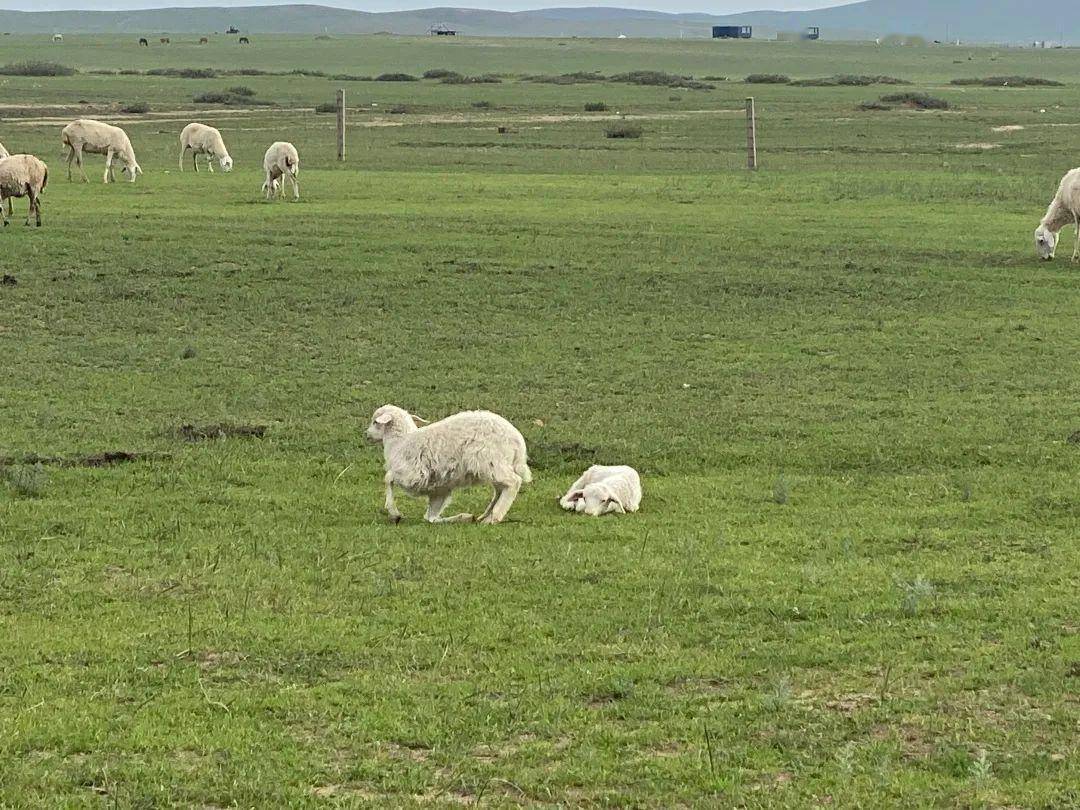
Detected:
[
  {"left": 336, "top": 88, "right": 345, "bottom": 162},
  {"left": 746, "top": 97, "right": 758, "bottom": 170}
]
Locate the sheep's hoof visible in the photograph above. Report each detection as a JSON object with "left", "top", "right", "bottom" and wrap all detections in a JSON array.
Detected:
[
  {"left": 390, "top": 514, "right": 403, "bottom": 525},
  {"left": 479, "top": 516, "right": 501, "bottom": 525}
]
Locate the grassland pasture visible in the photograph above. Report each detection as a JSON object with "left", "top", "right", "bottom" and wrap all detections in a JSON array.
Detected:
[{"left": 0, "top": 34, "right": 1078, "bottom": 807}]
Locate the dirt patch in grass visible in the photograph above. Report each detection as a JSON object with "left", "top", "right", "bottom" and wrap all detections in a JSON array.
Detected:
[
  {"left": 174, "top": 423, "right": 267, "bottom": 441},
  {"left": 0, "top": 450, "right": 166, "bottom": 468},
  {"left": 1, "top": 274, "right": 16, "bottom": 286}
]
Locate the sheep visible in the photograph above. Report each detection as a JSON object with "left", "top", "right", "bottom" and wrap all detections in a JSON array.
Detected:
[
  {"left": 366, "top": 405, "right": 532, "bottom": 525},
  {"left": 261, "top": 141, "right": 299, "bottom": 200},
  {"left": 61, "top": 119, "right": 142, "bottom": 184},
  {"left": 179, "top": 123, "right": 233, "bottom": 173},
  {"left": 559, "top": 465, "right": 642, "bottom": 517},
  {"left": 1035, "top": 167, "right": 1080, "bottom": 261},
  {"left": 0, "top": 154, "right": 48, "bottom": 227}
]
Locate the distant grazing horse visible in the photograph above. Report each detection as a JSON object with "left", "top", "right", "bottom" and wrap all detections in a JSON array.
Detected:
[
  {"left": 238, "top": 36, "right": 250, "bottom": 45},
  {"left": 138, "top": 38, "right": 148, "bottom": 46},
  {"left": 199, "top": 36, "right": 208, "bottom": 44},
  {"left": 159, "top": 37, "right": 170, "bottom": 44}
]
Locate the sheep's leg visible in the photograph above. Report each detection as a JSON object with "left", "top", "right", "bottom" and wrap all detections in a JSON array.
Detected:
[
  {"left": 193, "top": 151, "right": 200, "bottom": 173},
  {"left": 206, "top": 154, "right": 214, "bottom": 174},
  {"left": 66, "top": 146, "right": 75, "bottom": 182},
  {"left": 179, "top": 145, "right": 186, "bottom": 171},
  {"left": 478, "top": 489, "right": 500, "bottom": 522},
  {"left": 482, "top": 477, "right": 522, "bottom": 525},
  {"left": 384, "top": 476, "right": 402, "bottom": 523},
  {"left": 425, "top": 493, "right": 473, "bottom": 524},
  {"left": 289, "top": 172, "right": 299, "bottom": 200},
  {"left": 74, "top": 145, "right": 89, "bottom": 184},
  {"left": 0, "top": 195, "right": 8, "bottom": 227},
  {"left": 1073, "top": 213, "right": 1079, "bottom": 262},
  {"left": 103, "top": 148, "right": 114, "bottom": 184},
  {"left": 26, "top": 188, "right": 39, "bottom": 227}
]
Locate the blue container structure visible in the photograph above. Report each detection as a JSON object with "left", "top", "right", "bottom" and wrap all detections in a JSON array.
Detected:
[{"left": 712, "top": 25, "right": 752, "bottom": 39}]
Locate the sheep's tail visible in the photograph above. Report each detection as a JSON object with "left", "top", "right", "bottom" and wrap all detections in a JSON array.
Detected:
[{"left": 41, "top": 166, "right": 48, "bottom": 192}]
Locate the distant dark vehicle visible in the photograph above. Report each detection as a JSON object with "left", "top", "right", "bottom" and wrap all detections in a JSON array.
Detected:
[
  {"left": 226, "top": 26, "right": 239, "bottom": 34},
  {"left": 804, "top": 26, "right": 820, "bottom": 40},
  {"left": 239, "top": 36, "right": 250, "bottom": 44},
  {"left": 138, "top": 37, "right": 148, "bottom": 46},
  {"left": 199, "top": 36, "right": 208, "bottom": 44},
  {"left": 429, "top": 24, "right": 457, "bottom": 36},
  {"left": 712, "top": 26, "right": 751, "bottom": 39},
  {"left": 160, "top": 37, "right": 170, "bottom": 44}
]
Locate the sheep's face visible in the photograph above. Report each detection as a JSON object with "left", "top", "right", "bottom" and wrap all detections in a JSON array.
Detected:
[
  {"left": 219, "top": 155, "right": 233, "bottom": 172},
  {"left": 122, "top": 162, "right": 142, "bottom": 182},
  {"left": 366, "top": 405, "right": 428, "bottom": 444},
  {"left": 1035, "top": 226, "right": 1057, "bottom": 260},
  {"left": 580, "top": 484, "right": 624, "bottom": 517}
]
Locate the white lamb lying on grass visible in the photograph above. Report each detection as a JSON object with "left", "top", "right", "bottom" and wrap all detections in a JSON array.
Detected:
[
  {"left": 1035, "top": 167, "right": 1080, "bottom": 261},
  {"left": 367, "top": 405, "right": 532, "bottom": 525},
  {"left": 560, "top": 465, "right": 642, "bottom": 517}
]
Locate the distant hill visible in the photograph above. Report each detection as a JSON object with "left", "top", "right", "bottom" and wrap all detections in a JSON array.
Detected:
[{"left": 0, "top": 2, "right": 1074, "bottom": 43}]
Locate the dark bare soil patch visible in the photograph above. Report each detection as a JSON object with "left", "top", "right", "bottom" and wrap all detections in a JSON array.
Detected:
[{"left": 0, "top": 450, "right": 167, "bottom": 468}]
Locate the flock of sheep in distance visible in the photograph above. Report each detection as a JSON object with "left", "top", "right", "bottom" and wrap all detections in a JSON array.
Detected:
[{"left": 0, "top": 106, "right": 1075, "bottom": 522}]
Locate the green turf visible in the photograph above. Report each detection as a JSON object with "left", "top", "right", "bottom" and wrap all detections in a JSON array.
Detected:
[{"left": 1, "top": 34, "right": 1078, "bottom": 808}]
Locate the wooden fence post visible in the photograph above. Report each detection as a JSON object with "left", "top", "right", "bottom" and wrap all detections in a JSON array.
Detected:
[
  {"left": 746, "top": 97, "right": 758, "bottom": 170},
  {"left": 336, "top": 88, "right": 345, "bottom": 162}
]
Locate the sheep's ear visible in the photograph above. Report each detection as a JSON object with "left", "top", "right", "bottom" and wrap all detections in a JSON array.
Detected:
[
  {"left": 569, "top": 491, "right": 584, "bottom": 502},
  {"left": 411, "top": 415, "right": 430, "bottom": 427},
  {"left": 375, "top": 413, "right": 393, "bottom": 426}
]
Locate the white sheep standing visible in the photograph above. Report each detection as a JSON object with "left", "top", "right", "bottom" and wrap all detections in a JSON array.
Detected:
[
  {"left": 179, "top": 123, "right": 233, "bottom": 173},
  {"left": 61, "top": 119, "right": 142, "bottom": 183},
  {"left": 261, "top": 141, "right": 299, "bottom": 200},
  {"left": 560, "top": 465, "right": 642, "bottom": 517},
  {"left": 0, "top": 154, "right": 48, "bottom": 227},
  {"left": 366, "top": 405, "right": 532, "bottom": 525},
  {"left": 1035, "top": 167, "right": 1080, "bottom": 261}
]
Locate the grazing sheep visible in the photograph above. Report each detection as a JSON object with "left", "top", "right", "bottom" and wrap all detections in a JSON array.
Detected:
[
  {"left": 1035, "top": 167, "right": 1080, "bottom": 261},
  {"left": 179, "top": 123, "right": 233, "bottom": 173},
  {"left": 560, "top": 465, "right": 642, "bottom": 517},
  {"left": 367, "top": 405, "right": 532, "bottom": 525},
  {"left": 138, "top": 37, "right": 148, "bottom": 46},
  {"left": 0, "top": 154, "right": 48, "bottom": 227},
  {"left": 160, "top": 37, "right": 170, "bottom": 44},
  {"left": 61, "top": 119, "right": 141, "bottom": 184},
  {"left": 199, "top": 37, "right": 209, "bottom": 44},
  {"left": 261, "top": 141, "right": 298, "bottom": 200},
  {"left": 239, "top": 36, "right": 250, "bottom": 44},
  {"left": 0, "top": 141, "right": 8, "bottom": 160}
]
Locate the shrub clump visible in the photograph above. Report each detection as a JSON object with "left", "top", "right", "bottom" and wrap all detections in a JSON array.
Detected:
[
  {"left": 423, "top": 68, "right": 461, "bottom": 79},
  {"left": 314, "top": 102, "right": 337, "bottom": 114},
  {"left": 950, "top": 76, "right": 1063, "bottom": 87},
  {"left": 0, "top": 60, "right": 76, "bottom": 76},
  {"left": 193, "top": 89, "right": 273, "bottom": 106},
  {"left": 880, "top": 92, "right": 950, "bottom": 110},
  {"left": 746, "top": 73, "right": 790, "bottom": 84},
  {"left": 441, "top": 74, "right": 502, "bottom": 84},
  {"left": 331, "top": 73, "right": 372, "bottom": 81},
  {"left": 119, "top": 101, "right": 151, "bottom": 114},
  {"left": 226, "top": 85, "right": 256, "bottom": 97},
  {"left": 525, "top": 71, "right": 606, "bottom": 84},
  {"left": 856, "top": 101, "right": 892, "bottom": 111},
  {"left": 472, "top": 100, "right": 493, "bottom": 109},
  {"left": 791, "top": 74, "right": 909, "bottom": 87},
  {"left": 610, "top": 71, "right": 713, "bottom": 90},
  {"left": 375, "top": 72, "right": 418, "bottom": 82},
  {"left": 605, "top": 124, "right": 643, "bottom": 139},
  {"left": 146, "top": 67, "right": 217, "bottom": 78},
  {"left": 584, "top": 101, "right": 608, "bottom": 112}
]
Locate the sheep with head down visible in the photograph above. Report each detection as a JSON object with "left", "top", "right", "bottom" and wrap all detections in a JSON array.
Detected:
[
  {"left": 0, "top": 154, "right": 48, "bottom": 227},
  {"left": 262, "top": 141, "right": 298, "bottom": 200},
  {"left": 366, "top": 405, "right": 532, "bottom": 525},
  {"left": 179, "top": 123, "right": 233, "bottom": 173},
  {"left": 61, "top": 119, "right": 141, "bottom": 183},
  {"left": 1035, "top": 167, "right": 1080, "bottom": 261}
]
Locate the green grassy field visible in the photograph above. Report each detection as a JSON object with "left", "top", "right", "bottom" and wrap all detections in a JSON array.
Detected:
[{"left": 1, "top": 34, "right": 1078, "bottom": 808}]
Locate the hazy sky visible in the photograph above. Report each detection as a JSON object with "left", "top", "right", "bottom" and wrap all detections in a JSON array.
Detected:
[{"left": 0, "top": 1, "right": 850, "bottom": 11}]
